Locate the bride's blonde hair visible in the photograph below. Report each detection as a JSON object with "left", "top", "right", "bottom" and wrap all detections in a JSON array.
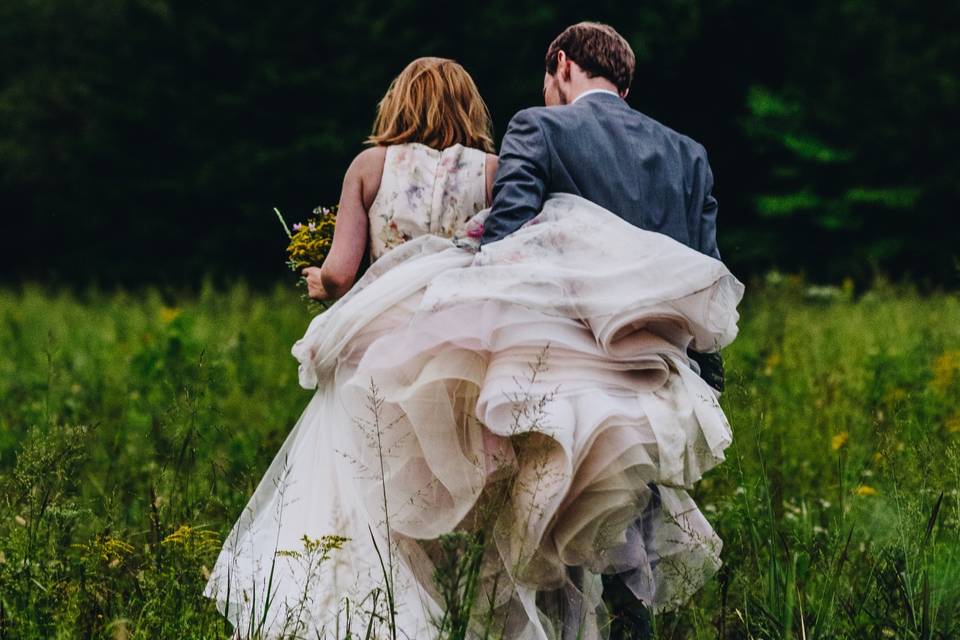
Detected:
[{"left": 368, "top": 57, "right": 494, "bottom": 153}]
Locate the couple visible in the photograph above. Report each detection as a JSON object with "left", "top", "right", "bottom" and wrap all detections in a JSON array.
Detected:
[{"left": 204, "top": 22, "right": 744, "bottom": 640}]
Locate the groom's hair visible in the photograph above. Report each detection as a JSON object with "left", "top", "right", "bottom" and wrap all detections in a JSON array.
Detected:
[{"left": 545, "top": 22, "right": 635, "bottom": 94}]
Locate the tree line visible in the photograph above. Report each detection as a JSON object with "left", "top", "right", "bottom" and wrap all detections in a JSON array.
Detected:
[{"left": 1, "top": 0, "right": 956, "bottom": 288}]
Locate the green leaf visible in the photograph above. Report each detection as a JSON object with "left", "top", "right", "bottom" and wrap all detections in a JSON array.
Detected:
[
  {"left": 845, "top": 187, "right": 921, "bottom": 209},
  {"left": 755, "top": 190, "right": 821, "bottom": 217},
  {"left": 746, "top": 86, "right": 799, "bottom": 119},
  {"left": 782, "top": 134, "right": 852, "bottom": 164}
]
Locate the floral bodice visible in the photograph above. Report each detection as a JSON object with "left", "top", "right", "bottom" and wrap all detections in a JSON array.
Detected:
[{"left": 368, "top": 142, "right": 488, "bottom": 261}]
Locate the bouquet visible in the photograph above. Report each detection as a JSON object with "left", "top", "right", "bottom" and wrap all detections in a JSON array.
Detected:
[{"left": 274, "top": 205, "right": 337, "bottom": 304}]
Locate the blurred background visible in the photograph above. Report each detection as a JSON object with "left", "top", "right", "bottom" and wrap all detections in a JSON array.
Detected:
[
  {"left": 1, "top": 0, "right": 957, "bottom": 289},
  {"left": 2, "top": 5, "right": 960, "bottom": 637}
]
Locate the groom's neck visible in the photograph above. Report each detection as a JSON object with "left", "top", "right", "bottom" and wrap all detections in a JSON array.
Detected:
[{"left": 564, "top": 77, "right": 621, "bottom": 104}]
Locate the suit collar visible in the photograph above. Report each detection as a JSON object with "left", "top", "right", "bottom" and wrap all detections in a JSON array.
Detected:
[{"left": 571, "top": 88, "right": 622, "bottom": 104}]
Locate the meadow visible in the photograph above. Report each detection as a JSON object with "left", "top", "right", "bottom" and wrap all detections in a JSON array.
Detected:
[{"left": 1, "top": 277, "right": 959, "bottom": 639}]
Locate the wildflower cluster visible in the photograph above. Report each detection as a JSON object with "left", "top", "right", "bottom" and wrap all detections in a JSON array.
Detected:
[
  {"left": 275, "top": 205, "right": 338, "bottom": 272},
  {"left": 71, "top": 535, "right": 135, "bottom": 566},
  {"left": 161, "top": 524, "right": 222, "bottom": 556},
  {"left": 276, "top": 533, "right": 349, "bottom": 562}
]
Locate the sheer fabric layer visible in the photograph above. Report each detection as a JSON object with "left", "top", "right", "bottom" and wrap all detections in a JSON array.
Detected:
[{"left": 205, "top": 194, "right": 744, "bottom": 639}]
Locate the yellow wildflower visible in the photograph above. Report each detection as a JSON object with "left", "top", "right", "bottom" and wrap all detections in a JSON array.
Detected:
[
  {"left": 841, "top": 277, "right": 855, "bottom": 298},
  {"left": 162, "top": 524, "right": 221, "bottom": 555},
  {"left": 277, "top": 534, "right": 349, "bottom": 562},
  {"left": 70, "top": 535, "right": 134, "bottom": 564},
  {"left": 831, "top": 431, "right": 849, "bottom": 451},
  {"left": 946, "top": 413, "right": 960, "bottom": 434},
  {"left": 882, "top": 387, "right": 907, "bottom": 404},
  {"left": 763, "top": 352, "right": 782, "bottom": 376},
  {"left": 109, "top": 619, "right": 130, "bottom": 640},
  {"left": 931, "top": 351, "right": 960, "bottom": 394},
  {"left": 855, "top": 485, "right": 878, "bottom": 497},
  {"left": 159, "top": 306, "right": 181, "bottom": 324},
  {"left": 287, "top": 206, "right": 338, "bottom": 270}
]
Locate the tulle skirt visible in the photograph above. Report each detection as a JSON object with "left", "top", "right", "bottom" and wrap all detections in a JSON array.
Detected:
[{"left": 203, "top": 194, "right": 745, "bottom": 639}]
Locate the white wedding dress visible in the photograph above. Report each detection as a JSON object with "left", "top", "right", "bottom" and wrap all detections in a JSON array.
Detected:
[{"left": 204, "top": 142, "right": 745, "bottom": 639}]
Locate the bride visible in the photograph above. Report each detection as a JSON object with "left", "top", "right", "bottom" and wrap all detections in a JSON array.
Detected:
[{"left": 204, "top": 56, "right": 744, "bottom": 639}]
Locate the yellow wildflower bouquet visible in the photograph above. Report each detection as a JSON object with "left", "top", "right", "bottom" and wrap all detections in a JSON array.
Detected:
[
  {"left": 275, "top": 205, "right": 338, "bottom": 271},
  {"left": 274, "top": 205, "right": 337, "bottom": 304}
]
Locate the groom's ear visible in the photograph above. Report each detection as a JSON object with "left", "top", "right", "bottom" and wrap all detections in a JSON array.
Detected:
[
  {"left": 621, "top": 87, "right": 630, "bottom": 99},
  {"left": 556, "top": 50, "right": 571, "bottom": 80}
]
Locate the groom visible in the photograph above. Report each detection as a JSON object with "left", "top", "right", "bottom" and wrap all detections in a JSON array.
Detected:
[
  {"left": 481, "top": 21, "right": 724, "bottom": 637},
  {"left": 481, "top": 21, "right": 725, "bottom": 393}
]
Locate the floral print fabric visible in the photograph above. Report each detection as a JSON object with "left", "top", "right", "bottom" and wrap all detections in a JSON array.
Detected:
[{"left": 368, "top": 142, "right": 488, "bottom": 261}]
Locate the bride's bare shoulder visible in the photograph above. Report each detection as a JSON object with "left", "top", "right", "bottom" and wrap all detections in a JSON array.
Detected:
[
  {"left": 346, "top": 146, "right": 387, "bottom": 210},
  {"left": 351, "top": 145, "right": 387, "bottom": 176}
]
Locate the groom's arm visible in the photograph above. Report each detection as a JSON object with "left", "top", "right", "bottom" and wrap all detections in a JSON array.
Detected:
[
  {"left": 688, "top": 143, "right": 724, "bottom": 390},
  {"left": 695, "top": 144, "right": 721, "bottom": 261},
  {"left": 481, "top": 109, "right": 550, "bottom": 246}
]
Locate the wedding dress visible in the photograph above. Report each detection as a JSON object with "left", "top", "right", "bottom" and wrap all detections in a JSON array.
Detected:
[{"left": 204, "top": 142, "right": 745, "bottom": 639}]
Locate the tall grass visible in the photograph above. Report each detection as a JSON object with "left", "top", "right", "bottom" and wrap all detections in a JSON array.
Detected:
[{"left": 0, "top": 276, "right": 958, "bottom": 638}]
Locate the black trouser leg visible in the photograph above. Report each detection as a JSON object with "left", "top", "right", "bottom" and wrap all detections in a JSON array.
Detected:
[{"left": 602, "top": 573, "right": 654, "bottom": 640}]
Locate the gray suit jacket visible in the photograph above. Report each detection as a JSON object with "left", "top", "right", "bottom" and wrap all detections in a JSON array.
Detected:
[{"left": 481, "top": 91, "right": 720, "bottom": 260}]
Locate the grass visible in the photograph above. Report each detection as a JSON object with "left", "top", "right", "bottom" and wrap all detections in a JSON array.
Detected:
[{"left": 0, "top": 275, "right": 959, "bottom": 638}]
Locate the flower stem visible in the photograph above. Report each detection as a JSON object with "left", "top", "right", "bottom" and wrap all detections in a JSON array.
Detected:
[{"left": 273, "top": 207, "right": 292, "bottom": 238}]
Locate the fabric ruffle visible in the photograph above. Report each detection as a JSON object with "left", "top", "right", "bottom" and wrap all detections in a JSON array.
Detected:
[{"left": 208, "top": 194, "right": 744, "bottom": 639}]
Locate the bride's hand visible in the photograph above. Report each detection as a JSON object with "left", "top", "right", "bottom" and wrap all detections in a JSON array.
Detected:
[{"left": 301, "top": 267, "right": 330, "bottom": 300}]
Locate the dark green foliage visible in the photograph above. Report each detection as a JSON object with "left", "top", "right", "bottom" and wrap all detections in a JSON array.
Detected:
[
  {"left": 735, "top": 1, "right": 960, "bottom": 284},
  {"left": 0, "top": 1, "right": 957, "bottom": 287}
]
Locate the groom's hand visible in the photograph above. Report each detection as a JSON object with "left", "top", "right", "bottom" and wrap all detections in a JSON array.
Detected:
[
  {"left": 301, "top": 266, "right": 330, "bottom": 300},
  {"left": 687, "top": 348, "right": 725, "bottom": 393}
]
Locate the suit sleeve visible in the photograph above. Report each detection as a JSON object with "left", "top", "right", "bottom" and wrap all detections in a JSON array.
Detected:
[
  {"left": 697, "top": 146, "right": 721, "bottom": 260},
  {"left": 480, "top": 110, "right": 550, "bottom": 246}
]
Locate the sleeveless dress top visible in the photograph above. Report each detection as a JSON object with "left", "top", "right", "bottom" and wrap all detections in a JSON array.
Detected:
[{"left": 367, "top": 142, "right": 488, "bottom": 261}]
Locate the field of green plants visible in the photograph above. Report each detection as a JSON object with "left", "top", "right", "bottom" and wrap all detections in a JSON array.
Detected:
[{"left": 1, "top": 278, "right": 959, "bottom": 639}]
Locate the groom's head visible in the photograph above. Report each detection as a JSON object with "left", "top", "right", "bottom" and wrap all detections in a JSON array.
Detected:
[{"left": 543, "top": 22, "right": 635, "bottom": 106}]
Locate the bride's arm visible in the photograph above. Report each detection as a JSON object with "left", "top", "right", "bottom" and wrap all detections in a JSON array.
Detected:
[
  {"left": 303, "top": 147, "right": 385, "bottom": 300},
  {"left": 484, "top": 153, "right": 499, "bottom": 208}
]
